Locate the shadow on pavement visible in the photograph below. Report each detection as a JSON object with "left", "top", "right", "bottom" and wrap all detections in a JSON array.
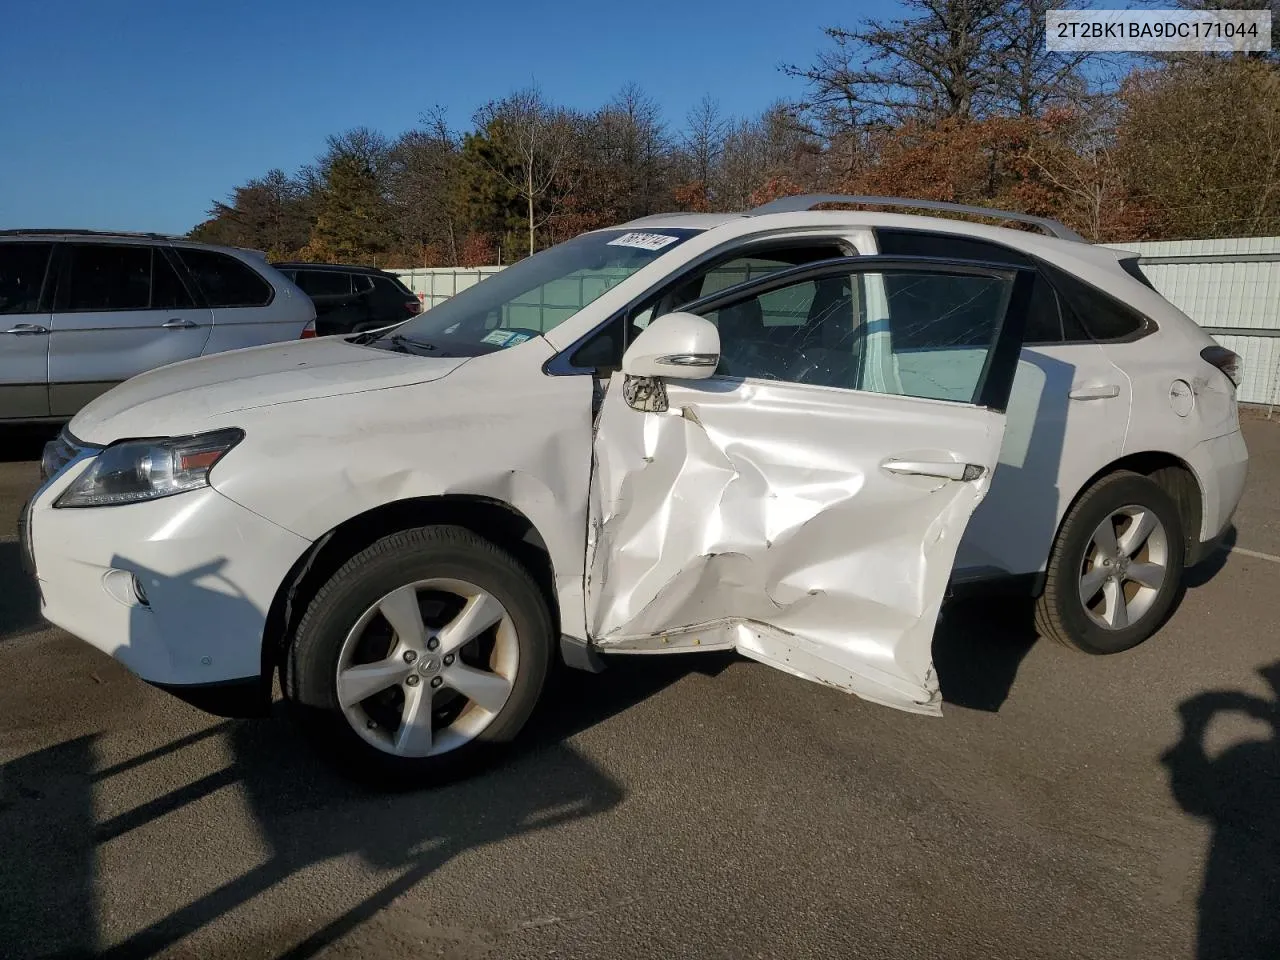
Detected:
[
  {"left": 1162, "top": 661, "right": 1280, "bottom": 960},
  {"left": 1183, "top": 524, "right": 1238, "bottom": 590},
  {"left": 0, "top": 649, "right": 721, "bottom": 958},
  {"left": 0, "top": 541, "right": 41, "bottom": 642},
  {"left": 0, "top": 424, "right": 58, "bottom": 464},
  {"left": 932, "top": 596, "right": 1039, "bottom": 713}
]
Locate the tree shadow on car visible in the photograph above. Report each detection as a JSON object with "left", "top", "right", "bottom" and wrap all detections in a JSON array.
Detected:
[{"left": 0, "top": 554, "right": 723, "bottom": 959}]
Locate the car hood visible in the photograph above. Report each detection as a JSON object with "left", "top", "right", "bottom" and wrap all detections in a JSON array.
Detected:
[{"left": 69, "top": 336, "right": 470, "bottom": 443}]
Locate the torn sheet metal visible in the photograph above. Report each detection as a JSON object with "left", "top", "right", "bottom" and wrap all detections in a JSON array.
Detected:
[{"left": 586, "top": 373, "right": 1008, "bottom": 715}]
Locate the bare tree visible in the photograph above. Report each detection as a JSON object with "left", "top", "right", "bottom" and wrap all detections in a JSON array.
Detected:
[
  {"left": 596, "top": 84, "right": 671, "bottom": 220},
  {"left": 387, "top": 107, "right": 462, "bottom": 264},
  {"left": 990, "top": 0, "right": 1095, "bottom": 116},
  {"left": 474, "top": 86, "right": 576, "bottom": 255},
  {"left": 785, "top": 0, "right": 1007, "bottom": 125},
  {"left": 683, "top": 95, "right": 728, "bottom": 199}
]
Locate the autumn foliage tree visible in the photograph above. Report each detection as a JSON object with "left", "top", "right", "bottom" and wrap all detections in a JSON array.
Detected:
[{"left": 190, "top": 8, "right": 1280, "bottom": 265}]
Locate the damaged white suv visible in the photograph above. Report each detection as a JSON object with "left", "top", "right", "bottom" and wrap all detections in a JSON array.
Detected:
[{"left": 23, "top": 196, "right": 1248, "bottom": 781}]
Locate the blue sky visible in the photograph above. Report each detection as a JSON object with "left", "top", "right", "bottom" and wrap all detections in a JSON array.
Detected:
[{"left": 0, "top": 0, "right": 897, "bottom": 235}]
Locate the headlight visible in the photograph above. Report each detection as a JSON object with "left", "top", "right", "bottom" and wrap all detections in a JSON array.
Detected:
[{"left": 54, "top": 428, "right": 244, "bottom": 508}]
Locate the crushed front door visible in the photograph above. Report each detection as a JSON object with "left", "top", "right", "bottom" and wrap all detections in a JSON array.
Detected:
[{"left": 585, "top": 257, "right": 1034, "bottom": 715}]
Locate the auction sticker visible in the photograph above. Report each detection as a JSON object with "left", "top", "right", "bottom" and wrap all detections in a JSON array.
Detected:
[{"left": 607, "top": 232, "right": 681, "bottom": 251}]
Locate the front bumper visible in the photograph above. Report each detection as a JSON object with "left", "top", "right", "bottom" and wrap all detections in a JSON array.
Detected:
[{"left": 28, "top": 464, "right": 311, "bottom": 691}]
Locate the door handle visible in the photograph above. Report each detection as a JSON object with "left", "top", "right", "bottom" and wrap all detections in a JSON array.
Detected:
[
  {"left": 1, "top": 323, "right": 49, "bottom": 335},
  {"left": 882, "top": 459, "right": 986, "bottom": 482},
  {"left": 1069, "top": 383, "right": 1120, "bottom": 400},
  {"left": 161, "top": 318, "right": 198, "bottom": 329}
]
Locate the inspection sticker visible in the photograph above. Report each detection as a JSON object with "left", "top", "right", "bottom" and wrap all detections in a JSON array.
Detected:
[{"left": 607, "top": 232, "right": 681, "bottom": 251}]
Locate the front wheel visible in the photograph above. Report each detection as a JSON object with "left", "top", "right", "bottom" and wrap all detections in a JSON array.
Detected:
[
  {"left": 1035, "top": 471, "right": 1185, "bottom": 655},
  {"left": 285, "top": 525, "right": 553, "bottom": 784}
]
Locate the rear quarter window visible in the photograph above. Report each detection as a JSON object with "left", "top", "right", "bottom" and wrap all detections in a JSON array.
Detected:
[
  {"left": 373, "top": 275, "right": 413, "bottom": 299},
  {"left": 1043, "top": 263, "right": 1150, "bottom": 342},
  {"left": 174, "top": 247, "right": 274, "bottom": 307}
]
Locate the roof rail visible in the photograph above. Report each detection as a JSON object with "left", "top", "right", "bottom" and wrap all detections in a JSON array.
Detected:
[
  {"left": 0, "top": 228, "right": 184, "bottom": 241},
  {"left": 747, "top": 195, "right": 1086, "bottom": 243}
]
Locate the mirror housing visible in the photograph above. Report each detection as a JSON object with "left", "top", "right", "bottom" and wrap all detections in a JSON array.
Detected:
[{"left": 621, "top": 312, "right": 720, "bottom": 380}]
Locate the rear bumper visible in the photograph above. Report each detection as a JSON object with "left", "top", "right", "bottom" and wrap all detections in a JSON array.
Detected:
[{"left": 1185, "top": 428, "right": 1249, "bottom": 553}]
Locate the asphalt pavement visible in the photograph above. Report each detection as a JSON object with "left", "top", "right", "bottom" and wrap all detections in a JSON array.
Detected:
[{"left": 2, "top": 419, "right": 1278, "bottom": 959}]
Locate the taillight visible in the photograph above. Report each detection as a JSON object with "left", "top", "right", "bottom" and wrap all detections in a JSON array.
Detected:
[
  {"left": 1201, "top": 345, "right": 1241, "bottom": 387},
  {"left": 300, "top": 319, "right": 317, "bottom": 339},
  {"left": 405, "top": 299, "right": 422, "bottom": 316}
]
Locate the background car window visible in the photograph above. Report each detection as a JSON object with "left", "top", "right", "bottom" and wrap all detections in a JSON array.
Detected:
[
  {"left": 352, "top": 274, "right": 375, "bottom": 294},
  {"left": 0, "top": 242, "right": 52, "bottom": 314},
  {"left": 59, "top": 244, "right": 152, "bottom": 312},
  {"left": 372, "top": 276, "right": 408, "bottom": 299},
  {"left": 175, "top": 248, "right": 273, "bottom": 307},
  {"left": 698, "top": 268, "right": 1012, "bottom": 404},
  {"left": 151, "top": 251, "right": 195, "bottom": 310},
  {"left": 295, "top": 270, "right": 351, "bottom": 297}
]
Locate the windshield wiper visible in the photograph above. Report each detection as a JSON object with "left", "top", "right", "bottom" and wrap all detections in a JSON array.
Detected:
[
  {"left": 357, "top": 332, "right": 440, "bottom": 354},
  {"left": 389, "top": 334, "right": 437, "bottom": 353}
]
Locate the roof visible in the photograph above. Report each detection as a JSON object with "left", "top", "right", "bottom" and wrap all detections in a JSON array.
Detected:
[
  {"left": 271, "top": 261, "right": 392, "bottom": 274},
  {"left": 0, "top": 228, "right": 184, "bottom": 242},
  {"left": 620, "top": 195, "right": 1087, "bottom": 244},
  {"left": 617, "top": 212, "right": 746, "bottom": 230}
]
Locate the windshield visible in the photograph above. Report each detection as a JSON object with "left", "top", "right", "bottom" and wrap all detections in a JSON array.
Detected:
[{"left": 370, "top": 228, "right": 699, "bottom": 355}]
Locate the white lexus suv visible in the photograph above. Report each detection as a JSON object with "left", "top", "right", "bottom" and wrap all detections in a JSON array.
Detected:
[{"left": 22, "top": 196, "right": 1248, "bottom": 782}]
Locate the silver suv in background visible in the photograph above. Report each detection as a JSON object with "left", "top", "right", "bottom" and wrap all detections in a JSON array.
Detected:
[{"left": 0, "top": 230, "right": 315, "bottom": 422}]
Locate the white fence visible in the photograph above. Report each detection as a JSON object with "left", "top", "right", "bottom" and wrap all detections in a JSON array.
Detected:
[
  {"left": 1104, "top": 237, "right": 1280, "bottom": 407},
  {"left": 393, "top": 236, "right": 1280, "bottom": 407},
  {"left": 390, "top": 266, "right": 504, "bottom": 309}
]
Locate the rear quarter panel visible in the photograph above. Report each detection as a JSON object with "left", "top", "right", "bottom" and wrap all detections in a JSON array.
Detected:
[{"left": 204, "top": 255, "right": 315, "bottom": 354}]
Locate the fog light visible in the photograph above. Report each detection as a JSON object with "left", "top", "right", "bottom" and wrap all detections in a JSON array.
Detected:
[{"left": 132, "top": 575, "right": 150, "bottom": 607}]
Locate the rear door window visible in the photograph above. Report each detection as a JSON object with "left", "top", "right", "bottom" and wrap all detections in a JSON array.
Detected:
[
  {"left": 0, "top": 242, "right": 53, "bottom": 314},
  {"left": 57, "top": 244, "right": 152, "bottom": 311},
  {"left": 151, "top": 251, "right": 196, "bottom": 309},
  {"left": 174, "top": 248, "right": 273, "bottom": 307},
  {"left": 875, "top": 228, "right": 1094, "bottom": 344}
]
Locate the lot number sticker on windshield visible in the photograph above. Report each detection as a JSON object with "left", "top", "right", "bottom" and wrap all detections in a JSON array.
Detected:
[
  {"left": 606, "top": 232, "right": 680, "bottom": 251},
  {"left": 481, "top": 328, "right": 534, "bottom": 347}
]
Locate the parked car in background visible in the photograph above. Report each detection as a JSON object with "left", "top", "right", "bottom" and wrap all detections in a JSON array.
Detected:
[
  {"left": 272, "top": 262, "right": 422, "bottom": 336},
  {"left": 0, "top": 230, "right": 314, "bottom": 422},
  {"left": 25, "top": 197, "right": 1247, "bottom": 785}
]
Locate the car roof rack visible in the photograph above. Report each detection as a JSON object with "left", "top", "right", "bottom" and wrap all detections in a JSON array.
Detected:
[
  {"left": 747, "top": 195, "right": 1086, "bottom": 243},
  {"left": 271, "top": 261, "right": 384, "bottom": 272},
  {"left": 0, "top": 228, "right": 185, "bottom": 241}
]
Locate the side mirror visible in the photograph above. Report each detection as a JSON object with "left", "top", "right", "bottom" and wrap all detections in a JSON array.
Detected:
[{"left": 621, "top": 312, "right": 720, "bottom": 381}]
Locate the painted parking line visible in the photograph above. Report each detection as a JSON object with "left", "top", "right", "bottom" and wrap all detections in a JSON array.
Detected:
[{"left": 1225, "top": 545, "right": 1280, "bottom": 564}]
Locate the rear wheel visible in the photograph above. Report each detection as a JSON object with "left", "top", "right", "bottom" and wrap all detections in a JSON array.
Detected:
[
  {"left": 285, "top": 525, "right": 552, "bottom": 784},
  {"left": 1035, "top": 471, "right": 1185, "bottom": 654}
]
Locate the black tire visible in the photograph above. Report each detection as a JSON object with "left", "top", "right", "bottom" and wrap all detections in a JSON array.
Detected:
[
  {"left": 284, "top": 525, "right": 553, "bottom": 785},
  {"left": 1035, "top": 470, "right": 1185, "bottom": 655}
]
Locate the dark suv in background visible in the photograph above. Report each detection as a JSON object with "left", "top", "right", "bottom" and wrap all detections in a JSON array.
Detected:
[{"left": 272, "top": 262, "right": 422, "bottom": 336}]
